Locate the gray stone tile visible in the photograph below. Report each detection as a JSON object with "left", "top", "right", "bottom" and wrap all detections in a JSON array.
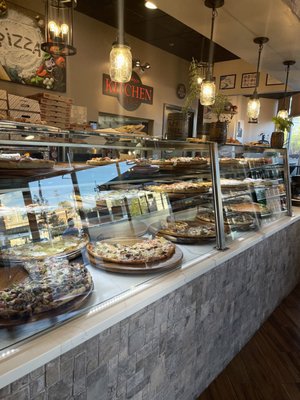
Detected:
[
  {"left": 46, "top": 357, "right": 60, "bottom": 387},
  {"left": 7, "top": 386, "right": 30, "bottom": 400},
  {"left": 0, "top": 384, "right": 11, "bottom": 398},
  {"left": 30, "top": 374, "right": 45, "bottom": 398},
  {"left": 128, "top": 327, "right": 145, "bottom": 355},
  {"left": 30, "top": 366, "right": 45, "bottom": 381},
  {"left": 48, "top": 380, "right": 72, "bottom": 400},
  {"left": 86, "top": 364, "right": 108, "bottom": 400},
  {"left": 11, "top": 375, "right": 29, "bottom": 393}
]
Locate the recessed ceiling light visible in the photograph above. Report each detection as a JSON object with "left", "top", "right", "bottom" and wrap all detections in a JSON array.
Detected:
[{"left": 145, "top": 1, "right": 158, "bottom": 10}]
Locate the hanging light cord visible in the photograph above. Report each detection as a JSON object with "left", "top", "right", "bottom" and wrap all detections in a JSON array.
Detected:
[
  {"left": 253, "top": 42, "right": 264, "bottom": 94},
  {"left": 282, "top": 64, "right": 290, "bottom": 110},
  {"left": 207, "top": 8, "right": 217, "bottom": 79}
]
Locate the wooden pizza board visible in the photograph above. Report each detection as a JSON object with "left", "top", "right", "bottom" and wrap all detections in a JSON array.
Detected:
[
  {"left": 148, "top": 221, "right": 216, "bottom": 244},
  {"left": 86, "top": 238, "right": 183, "bottom": 274},
  {"left": 0, "top": 266, "right": 93, "bottom": 327}
]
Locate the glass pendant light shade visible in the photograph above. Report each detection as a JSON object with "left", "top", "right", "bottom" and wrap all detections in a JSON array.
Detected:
[
  {"left": 41, "top": 0, "right": 77, "bottom": 56},
  {"left": 247, "top": 95, "right": 260, "bottom": 121},
  {"left": 200, "top": 80, "right": 216, "bottom": 106},
  {"left": 110, "top": 43, "right": 132, "bottom": 83},
  {"left": 277, "top": 109, "right": 289, "bottom": 119}
]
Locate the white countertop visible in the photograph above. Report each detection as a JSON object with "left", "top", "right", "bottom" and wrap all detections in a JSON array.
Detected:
[{"left": 0, "top": 209, "right": 300, "bottom": 388}]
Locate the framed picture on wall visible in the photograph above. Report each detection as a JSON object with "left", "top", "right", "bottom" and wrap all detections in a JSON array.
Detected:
[
  {"left": 241, "top": 73, "right": 257, "bottom": 88},
  {"left": 219, "top": 74, "right": 236, "bottom": 90},
  {"left": 265, "top": 74, "right": 284, "bottom": 86}
]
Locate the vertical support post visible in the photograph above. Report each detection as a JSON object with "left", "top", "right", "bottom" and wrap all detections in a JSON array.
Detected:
[
  {"left": 209, "top": 142, "right": 227, "bottom": 250},
  {"left": 282, "top": 148, "right": 293, "bottom": 216}
]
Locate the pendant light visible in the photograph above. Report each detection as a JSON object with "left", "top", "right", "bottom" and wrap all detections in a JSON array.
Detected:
[
  {"left": 200, "top": 0, "right": 224, "bottom": 106},
  {"left": 247, "top": 37, "right": 269, "bottom": 123},
  {"left": 41, "top": 0, "right": 77, "bottom": 56},
  {"left": 277, "top": 60, "right": 295, "bottom": 119},
  {"left": 109, "top": 0, "right": 132, "bottom": 83}
]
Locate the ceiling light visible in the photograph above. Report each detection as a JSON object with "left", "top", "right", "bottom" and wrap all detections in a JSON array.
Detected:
[
  {"left": 247, "top": 37, "right": 269, "bottom": 123},
  {"left": 109, "top": 0, "right": 132, "bottom": 83},
  {"left": 277, "top": 60, "right": 295, "bottom": 119},
  {"left": 41, "top": 0, "right": 77, "bottom": 56},
  {"left": 145, "top": 1, "right": 157, "bottom": 9},
  {"left": 200, "top": 0, "right": 224, "bottom": 106}
]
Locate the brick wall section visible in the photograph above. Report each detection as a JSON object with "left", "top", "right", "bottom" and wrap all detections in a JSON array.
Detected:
[{"left": 1, "top": 220, "right": 300, "bottom": 400}]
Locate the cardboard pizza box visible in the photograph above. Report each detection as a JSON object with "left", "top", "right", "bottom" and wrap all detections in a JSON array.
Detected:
[
  {"left": 40, "top": 101, "right": 72, "bottom": 112},
  {"left": 0, "top": 89, "right": 7, "bottom": 101},
  {"left": 27, "top": 92, "right": 73, "bottom": 104},
  {"left": 8, "top": 94, "right": 40, "bottom": 113},
  {"left": 0, "top": 99, "right": 8, "bottom": 111},
  {"left": 8, "top": 110, "right": 42, "bottom": 123}
]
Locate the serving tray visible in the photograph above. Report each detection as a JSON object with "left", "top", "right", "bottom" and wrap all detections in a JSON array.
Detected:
[{"left": 86, "top": 238, "right": 183, "bottom": 274}]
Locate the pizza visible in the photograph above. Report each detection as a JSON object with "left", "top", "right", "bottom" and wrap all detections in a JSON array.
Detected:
[
  {"left": 226, "top": 203, "right": 269, "bottom": 214},
  {"left": 219, "top": 179, "right": 249, "bottom": 191},
  {"left": 197, "top": 209, "right": 255, "bottom": 227},
  {"left": 86, "top": 157, "right": 119, "bottom": 166},
  {"left": 169, "top": 157, "right": 208, "bottom": 166},
  {"left": 219, "top": 158, "right": 247, "bottom": 167},
  {"left": 0, "top": 235, "right": 88, "bottom": 263},
  {"left": 146, "top": 181, "right": 210, "bottom": 194},
  {"left": 157, "top": 220, "right": 216, "bottom": 238},
  {"left": 0, "top": 259, "right": 93, "bottom": 320},
  {"left": 87, "top": 237, "right": 175, "bottom": 265},
  {"left": 115, "top": 124, "right": 145, "bottom": 133},
  {"left": 0, "top": 153, "right": 54, "bottom": 169}
]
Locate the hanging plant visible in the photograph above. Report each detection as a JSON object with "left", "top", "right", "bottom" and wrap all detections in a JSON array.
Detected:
[
  {"left": 182, "top": 58, "right": 207, "bottom": 115},
  {"left": 272, "top": 116, "right": 293, "bottom": 132}
]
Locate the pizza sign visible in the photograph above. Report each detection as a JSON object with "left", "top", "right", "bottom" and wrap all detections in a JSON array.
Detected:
[
  {"left": 102, "top": 71, "right": 154, "bottom": 111},
  {"left": 0, "top": 2, "right": 66, "bottom": 92}
]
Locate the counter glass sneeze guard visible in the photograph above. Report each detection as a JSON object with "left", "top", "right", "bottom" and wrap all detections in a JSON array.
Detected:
[{"left": 0, "top": 123, "right": 292, "bottom": 351}]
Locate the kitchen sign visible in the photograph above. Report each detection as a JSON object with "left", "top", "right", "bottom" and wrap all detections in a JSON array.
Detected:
[
  {"left": 102, "top": 71, "right": 154, "bottom": 111},
  {"left": 0, "top": 2, "right": 66, "bottom": 92}
]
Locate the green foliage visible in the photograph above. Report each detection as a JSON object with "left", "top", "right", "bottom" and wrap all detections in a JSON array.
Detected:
[
  {"left": 272, "top": 116, "right": 294, "bottom": 132},
  {"left": 182, "top": 58, "right": 204, "bottom": 115}
]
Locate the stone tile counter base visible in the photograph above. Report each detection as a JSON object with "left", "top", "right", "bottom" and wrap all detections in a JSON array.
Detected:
[{"left": 1, "top": 220, "right": 300, "bottom": 400}]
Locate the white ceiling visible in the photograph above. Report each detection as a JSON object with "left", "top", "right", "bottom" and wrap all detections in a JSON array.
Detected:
[{"left": 156, "top": 0, "right": 300, "bottom": 89}]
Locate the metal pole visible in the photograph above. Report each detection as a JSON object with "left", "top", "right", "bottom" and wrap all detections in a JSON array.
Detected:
[
  {"left": 209, "top": 142, "right": 227, "bottom": 250},
  {"left": 282, "top": 148, "right": 293, "bottom": 217}
]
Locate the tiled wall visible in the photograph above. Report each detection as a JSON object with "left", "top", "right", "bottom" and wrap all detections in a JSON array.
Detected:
[{"left": 2, "top": 221, "right": 300, "bottom": 400}]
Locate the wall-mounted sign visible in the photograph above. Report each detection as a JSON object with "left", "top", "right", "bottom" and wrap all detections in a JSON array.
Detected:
[
  {"left": 0, "top": 2, "right": 66, "bottom": 92},
  {"left": 102, "top": 71, "right": 154, "bottom": 111}
]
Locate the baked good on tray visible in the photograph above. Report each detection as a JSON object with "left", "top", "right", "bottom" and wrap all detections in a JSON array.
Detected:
[
  {"left": 0, "top": 234, "right": 88, "bottom": 263},
  {"left": 157, "top": 220, "right": 216, "bottom": 238},
  {"left": 87, "top": 237, "right": 175, "bottom": 265},
  {"left": 0, "top": 153, "right": 54, "bottom": 169},
  {"left": 146, "top": 181, "right": 210, "bottom": 194},
  {"left": 226, "top": 202, "right": 269, "bottom": 214},
  {"left": 0, "top": 259, "right": 93, "bottom": 320},
  {"left": 86, "top": 157, "right": 119, "bottom": 166},
  {"left": 197, "top": 209, "right": 255, "bottom": 227}
]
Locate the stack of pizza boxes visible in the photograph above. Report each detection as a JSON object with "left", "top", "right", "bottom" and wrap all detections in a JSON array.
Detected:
[
  {"left": 27, "top": 93, "right": 73, "bottom": 129},
  {"left": 7, "top": 94, "right": 41, "bottom": 123},
  {"left": 0, "top": 89, "right": 8, "bottom": 119}
]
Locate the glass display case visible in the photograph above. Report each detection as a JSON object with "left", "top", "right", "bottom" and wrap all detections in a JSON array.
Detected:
[{"left": 0, "top": 121, "right": 292, "bottom": 350}]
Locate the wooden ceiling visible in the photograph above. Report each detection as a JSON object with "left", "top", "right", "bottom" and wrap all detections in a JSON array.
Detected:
[{"left": 76, "top": 0, "right": 239, "bottom": 63}]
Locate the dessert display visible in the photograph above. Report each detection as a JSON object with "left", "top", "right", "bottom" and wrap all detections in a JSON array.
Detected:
[
  {"left": 0, "top": 259, "right": 93, "bottom": 321},
  {"left": 0, "top": 153, "right": 54, "bottom": 169},
  {"left": 86, "top": 157, "right": 120, "bottom": 166},
  {"left": 0, "top": 234, "right": 88, "bottom": 265},
  {"left": 146, "top": 181, "right": 210, "bottom": 194}
]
